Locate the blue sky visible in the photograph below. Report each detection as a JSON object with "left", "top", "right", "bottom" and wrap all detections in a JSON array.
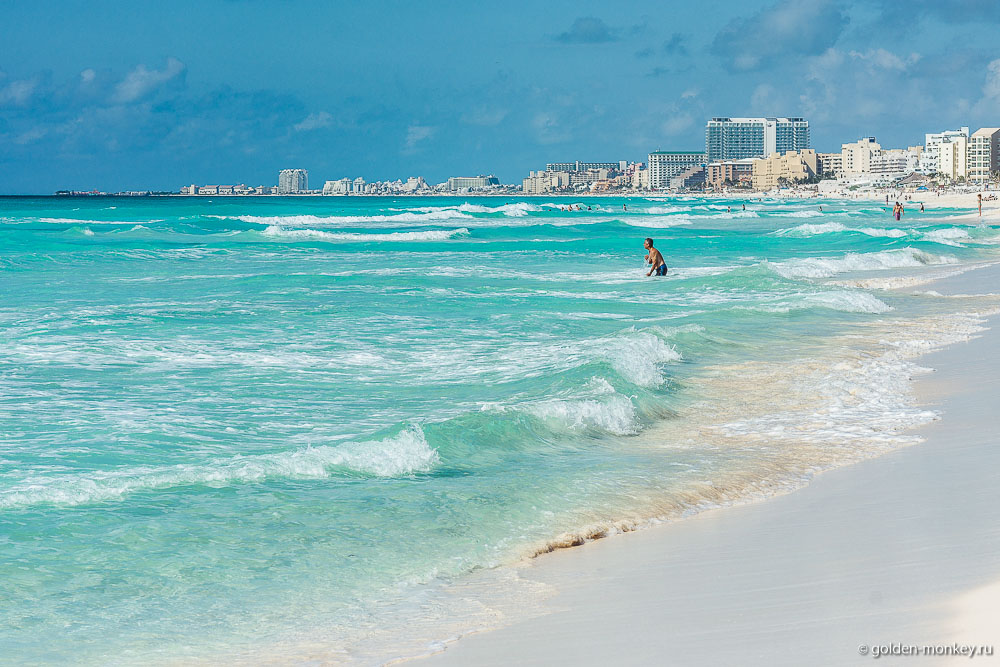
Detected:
[{"left": 2, "top": 0, "right": 999, "bottom": 193}]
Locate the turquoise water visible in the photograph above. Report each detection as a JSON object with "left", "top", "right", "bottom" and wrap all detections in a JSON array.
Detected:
[{"left": 1, "top": 195, "right": 997, "bottom": 663}]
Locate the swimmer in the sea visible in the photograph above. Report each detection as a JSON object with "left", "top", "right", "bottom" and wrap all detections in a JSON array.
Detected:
[{"left": 643, "top": 237, "right": 667, "bottom": 277}]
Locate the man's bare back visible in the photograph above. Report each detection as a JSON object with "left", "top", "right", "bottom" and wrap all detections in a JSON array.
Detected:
[{"left": 643, "top": 238, "right": 667, "bottom": 277}]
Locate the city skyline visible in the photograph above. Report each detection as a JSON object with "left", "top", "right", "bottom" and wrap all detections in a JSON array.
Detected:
[{"left": 3, "top": 0, "right": 1000, "bottom": 193}]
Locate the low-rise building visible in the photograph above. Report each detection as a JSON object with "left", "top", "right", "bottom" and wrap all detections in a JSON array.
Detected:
[
  {"left": 568, "top": 168, "right": 609, "bottom": 187},
  {"left": 967, "top": 128, "right": 1000, "bottom": 184},
  {"left": 817, "top": 153, "right": 842, "bottom": 177},
  {"left": 621, "top": 162, "right": 649, "bottom": 190},
  {"left": 870, "top": 148, "right": 921, "bottom": 180},
  {"left": 323, "top": 178, "right": 353, "bottom": 195},
  {"left": 670, "top": 165, "right": 706, "bottom": 190},
  {"left": 546, "top": 160, "right": 626, "bottom": 173},
  {"left": 705, "top": 159, "right": 755, "bottom": 189},
  {"left": 447, "top": 175, "right": 500, "bottom": 191},
  {"left": 751, "top": 149, "right": 818, "bottom": 190},
  {"left": 522, "top": 170, "right": 571, "bottom": 194}
]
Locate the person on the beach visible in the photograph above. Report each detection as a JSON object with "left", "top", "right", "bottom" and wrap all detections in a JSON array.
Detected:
[
  {"left": 920, "top": 203, "right": 925, "bottom": 213},
  {"left": 643, "top": 238, "right": 667, "bottom": 277},
  {"left": 979, "top": 193, "right": 983, "bottom": 217}
]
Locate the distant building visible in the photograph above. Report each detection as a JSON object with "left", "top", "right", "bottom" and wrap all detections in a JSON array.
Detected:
[
  {"left": 939, "top": 136, "right": 969, "bottom": 181},
  {"left": 670, "top": 165, "right": 706, "bottom": 190},
  {"left": 920, "top": 127, "right": 969, "bottom": 175},
  {"left": 323, "top": 178, "right": 352, "bottom": 195},
  {"left": 447, "top": 175, "right": 501, "bottom": 191},
  {"left": 278, "top": 168, "right": 308, "bottom": 194},
  {"left": 705, "top": 159, "right": 755, "bottom": 189},
  {"left": 870, "top": 148, "right": 922, "bottom": 180},
  {"left": 180, "top": 184, "right": 198, "bottom": 195},
  {"left": 840, "top": 137, "right": 882, "bottom": 177},
  {"left": 751, "top": 149, "right": 818, "bottom": 190},
  {"left": 522, "top": 170, "right": 571, "bottom": 194},
  {"left": 568, "top": 169, "right": 610, "bottom": 187},
  {"left": 705, "top": 117, "right": 809, "bottom": 161},
  {"left": 623, "top": 162, "right": 649, "bottom": 190},
  {"left": 401, "top": 176, "right": 429, "bottom": 193},
  {"left": 199, "top": 185, "right": 220, "bottom": 195},
  {"left": 817, "top": 153, "right": 842, "bottom": 177},
  {"left": 546, "top": 161, "right": 627, "bottom": 173},
  {"left": 967, "top": 128, "right": 1000, "bottom": 184},
  {"left": 648, "top": 151, "right": 706, "bottom": 189}
]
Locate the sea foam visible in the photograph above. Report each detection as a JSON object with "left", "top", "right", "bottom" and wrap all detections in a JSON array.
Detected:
[
  {"left": 0, "top": 426, "right": 438, "bottom": 510},
  {"left": 260, "top": 226, "right": 469, "bottom": 242},
  {"left": 769, "top": 248, "right": 957, "bottom": 279}
]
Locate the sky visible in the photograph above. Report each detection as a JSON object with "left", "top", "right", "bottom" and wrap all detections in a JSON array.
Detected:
[{"left": 2, "top": 0, "right": 1000, "bottom": 193}]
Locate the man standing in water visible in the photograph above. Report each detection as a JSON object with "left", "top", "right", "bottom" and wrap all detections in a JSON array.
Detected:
[{"left": 643, "top": 238, "right": 667, "bottom": 276}]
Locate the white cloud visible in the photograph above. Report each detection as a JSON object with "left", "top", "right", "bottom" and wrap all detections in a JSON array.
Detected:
[
  {"left": 460, "top": 107, "right": 508, "bottom": 126},
  {"left": 661, "top": 114, "right": 693, "bottom": 135},
  {"left": 0, "top": 78, "right": 38, "bottom": 106},
  {"left": 294, "top": 111, "right": 334, "bottom": 131},
  {"left": 13, "top": 127, "right": 47, "bottom": 145},
  {"left": 80, "top": 69, "right": 97, "bottom": 85},
  {"left": 403, "top": 124, "right": 435, "bottom": 152},
  {"left": 531, "top": 112, "right": 571, "bottom": 145},
  {"left": 750, "top": 84, "right": 776, "bottom": 111},
  {"left": 712, "top": 0, "right": 849, "bottom": 70},
  {"left": 984, "top": 59, "right": 1000, "bottom": 100},
  {"left": 112, "top": 57, "right": 185, "bottom": 104},
  {"left": 848, "top": 49, "right": 919, "bottom": 71}
]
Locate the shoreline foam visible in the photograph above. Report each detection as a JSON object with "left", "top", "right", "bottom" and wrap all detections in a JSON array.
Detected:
[{"left": 412, "top": 263, "right": 1000, "bottom": 666}]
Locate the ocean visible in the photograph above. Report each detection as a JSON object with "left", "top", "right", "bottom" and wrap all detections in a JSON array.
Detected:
[{"left": 1, "top": 195, "right": 997, "bottom": 663}]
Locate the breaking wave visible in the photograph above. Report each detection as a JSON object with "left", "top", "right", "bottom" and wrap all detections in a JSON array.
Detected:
[
  {"left": 769, "top": 248, "right": 958, "bottom": 279},
  {"left": 260, "top": 226, "right": 469, "bottom": 242},
  {"left": 0, "top": 427, "right": 439, "bottom": 510}
]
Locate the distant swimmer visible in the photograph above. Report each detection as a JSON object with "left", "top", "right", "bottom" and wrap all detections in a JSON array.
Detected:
[
  {"left": 623, "top": 204, "right": 628, "bottom": 211},
  {"left": 742, "top": 203, "right": 746, "bottom": 211},
  {"left": 819, "top": 205, "right": 823, "bottom": 212},
  {"left": 920, "top": 202, "right": 925, "bottom": 213},
  {"left": 727, "top": 206, "right": 732, "bottom": 213},
  {"left": 643, "top": 237, "right": 668, "bottom": 277},
  {"left": 979, "top": 193, "right": 983, "bottom": 217}
]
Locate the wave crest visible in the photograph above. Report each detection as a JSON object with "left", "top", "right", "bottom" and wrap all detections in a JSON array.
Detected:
[
  {"left": 769, "top": 248, "right": 957, "bottom": 279},
  {"left": 0, "top": 427, "right": 438, "bottom": 510},
  {"left": 260, "top": 226, "right": 468, "bottom": 242}
]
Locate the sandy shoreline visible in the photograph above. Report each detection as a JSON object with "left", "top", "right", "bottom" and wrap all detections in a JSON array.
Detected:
[{"left": 414, "top": 264, "right": 1000, "bottom": 666}]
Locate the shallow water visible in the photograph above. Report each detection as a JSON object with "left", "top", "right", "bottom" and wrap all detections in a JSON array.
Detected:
[{"left": 1, "top": 195, "right": 997, "bottom": 663}]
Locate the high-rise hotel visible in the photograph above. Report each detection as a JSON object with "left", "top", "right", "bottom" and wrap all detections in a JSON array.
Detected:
[
  {"left": 278, "top": 168, "right": 309, "bottom": 194},
  {"left": 705, "top": 117, "right": 810, "bottom": 161}
]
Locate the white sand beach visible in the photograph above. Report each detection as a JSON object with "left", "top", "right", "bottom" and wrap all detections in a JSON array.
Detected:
[{"left": 417, "top": 264, "right": 1000, "bottom": 666}]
